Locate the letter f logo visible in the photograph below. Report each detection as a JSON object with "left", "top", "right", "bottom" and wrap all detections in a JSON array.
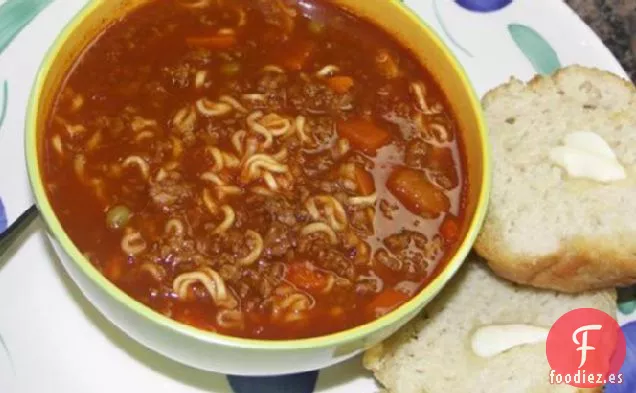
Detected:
[{"left": 572, "top": 324, "right": 602, "bottom": 369}]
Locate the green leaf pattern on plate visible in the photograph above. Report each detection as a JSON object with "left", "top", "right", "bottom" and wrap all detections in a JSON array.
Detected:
[
  {"left": 0, "top": 80, "right": 8, "bottom": 133},
  {"left": 0, "top": 0, "right": 53, "bottom": 57},
  {"left": 619, "top": 300, "right": 636, "bottom": 315},
  {"left": 0, "top": 333, "right": 14, "bottom": 376},
  {"left": 508, "top": 23, "right": 561, "bottom": 75},
  {"left": 432, "top": 0, "right": 474, "bottom": 58}
]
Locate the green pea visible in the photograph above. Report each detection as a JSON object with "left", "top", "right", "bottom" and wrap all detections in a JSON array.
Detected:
[
  {"left": 106, "top": 205, "right": 131, "bottom": 230},
  {"left": 220, "top": 62, "right": 241, "bottom": 76},
  {"left": 308, "top": 21, "right": 324, "bottom": 35}
]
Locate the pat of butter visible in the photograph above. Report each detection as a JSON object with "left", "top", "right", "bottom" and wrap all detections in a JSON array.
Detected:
[
  {"left": 470, "top": 324, "right": 549, "bottom": 357},
  {"left": 549, "top": 131, "right": 626, "bottom": 182}
]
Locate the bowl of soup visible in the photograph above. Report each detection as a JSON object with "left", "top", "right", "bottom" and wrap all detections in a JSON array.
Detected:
[{"left": 25, "top": 0, "right": 489, "bottom": 376}]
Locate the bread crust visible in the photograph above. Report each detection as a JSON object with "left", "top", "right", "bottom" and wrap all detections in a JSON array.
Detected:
[
  {"left": 475, "top": 65, "right": 636, "bottom": 293},
  {"left": 477, "top": 229, "right": 636, "bottom": 293},
  {"left": 481, "top": 65, "right": 636, "bottom": 107}
]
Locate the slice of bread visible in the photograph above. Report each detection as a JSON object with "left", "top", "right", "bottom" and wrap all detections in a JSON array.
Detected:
[
  {"left": 474, "top": 66, "right": 636, "bottom": 292},
  {"left": 363, "top": 255, "right": 617, "bottom": 393}
]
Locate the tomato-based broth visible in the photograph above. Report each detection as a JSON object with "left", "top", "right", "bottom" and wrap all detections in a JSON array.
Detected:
[{"left": 41, "top": 0, "right": 468, "bottom": 340}]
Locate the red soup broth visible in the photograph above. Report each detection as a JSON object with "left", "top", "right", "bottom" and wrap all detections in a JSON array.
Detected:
[{"left": 41, "top": 0, "right": 468, "bottom": 340}]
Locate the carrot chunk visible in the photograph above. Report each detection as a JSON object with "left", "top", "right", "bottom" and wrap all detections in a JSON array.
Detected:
[
  {"left": 337, "top": 118, "right": 392, "bottom": 154},
  {"left": 440, "top": 214, "right": 460, "bottom": 243},
  {"left": 286, "top": 262, "right": 330, "bottom": 294},
  {"left": 425, "top": 146, "right": 459, "bottom": 190},
  {"left": 354, "top": 165, "right": 375, "bottom": 196},
  {"left": 326, "top": 76, "right": 354, "bottom": 94},
  {"left": 386, "top": 166, "right": 450, "bottom": 217},
  {"left": 103, "top": 257, "right": 124, "bottom": 282},
  {"left": 366, "top": 288, "right": 410, "bottom": 317},
  {"left": 185, "top": 34, "right": 237, "bottom": 49}
]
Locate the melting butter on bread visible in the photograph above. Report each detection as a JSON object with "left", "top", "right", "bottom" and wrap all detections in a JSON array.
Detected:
[
  {"left": 363, "top": 255, "right": 616, "bottom": 393},
  {"left": 475, "top": 66, "right": 636, "bottom": 292}
]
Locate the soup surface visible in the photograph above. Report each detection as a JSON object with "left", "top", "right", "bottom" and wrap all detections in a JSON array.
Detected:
[{"left": 42, "top": 0, "right": 468, "bottom": 340}]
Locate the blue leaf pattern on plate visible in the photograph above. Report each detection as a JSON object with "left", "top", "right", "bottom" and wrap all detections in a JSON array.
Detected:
[
  {"left": 456, "top": 0, "right": 512, "bottom": 12},
  {"left": 0, "top": 79, "right": 8, "bottom": 235},
  {"left": 0, "top": 0, "right": 50, "bottom": 375},
  {"left": 0, "top": 198, "right": 6, "bottom": 233},
  {"left": 508, "top": 24, "right": 561, "bottom": 75},
  {"left": 0, "top": 0, "right": 48, "bottom": 235},
  {"left": 0, "top": 0, "right": 53, "bottom": 57},
  {"left": 227, "top": 371, "right": 319, "bottom": 393},
  {"left": 605, "top": 322, "right": 636, "bottom": 392}
]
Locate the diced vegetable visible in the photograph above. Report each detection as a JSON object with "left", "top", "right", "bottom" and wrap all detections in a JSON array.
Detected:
[
  {"left": 366, "top": 288, "right": 410, "bottom": 317},
  {"left": 354, "top": 165, "right": 375, "bottom": 196},
  {"left": 220, "top": 62, "right": 241, "bottom": 76},
  {"left": 106, "top": 205, "right": 131, "bottom": 230},
  {"left": 386, "top": 167, "right": 450, "bottom": 217},
  {"left": 426, "top": 146, "right": 459, "bottom": 190},
  {"left": 440, "top": 214, "right": 459, "bottom": 243},
  {"left": 286, "top": 262, "right": 330, "bottom": 294},
  {"left": 326, "top": 76, "right": 354, "bottom": 94},
  {"left": 185, "top": 34, "right": 237, "bottom": 49},
  {"left": 282, "top": 40, "right": 314, "bottom": 71},
  {"left": 103, "top": 257, "right": 124, "bottom": 282},
  {"left": 427, "top": 146, "right": 455, "bottom": 170},
  {"left": 337, "top": 118, "right": 392, "bottom": 154}
]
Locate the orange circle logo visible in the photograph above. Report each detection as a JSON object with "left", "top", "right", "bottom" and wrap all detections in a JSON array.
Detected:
[{"left": 546, "top": 308, "right": 626, "bottom": 388}]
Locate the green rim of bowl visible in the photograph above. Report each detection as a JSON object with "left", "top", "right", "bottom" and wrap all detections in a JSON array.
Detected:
[{"left": 25, "top": 0, "right": 491, "bottom": 351}]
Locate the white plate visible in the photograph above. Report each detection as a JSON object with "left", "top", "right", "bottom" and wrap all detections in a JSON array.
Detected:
[{"left": 0, "top": 0, "right": 634, "bottom": 392}]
